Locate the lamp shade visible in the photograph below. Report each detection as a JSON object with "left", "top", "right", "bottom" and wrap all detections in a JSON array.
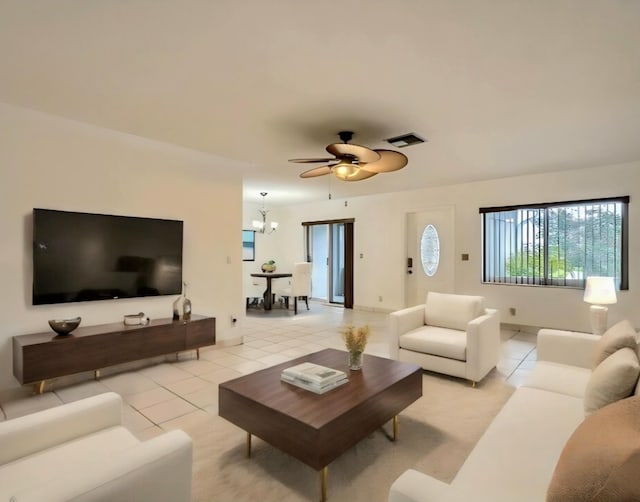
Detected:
[{"left": 583, "top": 276, "right": 617, "bottom": 305}]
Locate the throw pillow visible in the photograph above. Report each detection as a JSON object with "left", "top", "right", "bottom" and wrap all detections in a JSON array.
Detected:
[
  {"left": 547, "top": 395, "right": 640, "bottom": 502},
  {"left": 591, "top": 319, "right": 637, "bottom": 369},
  {"left": 584, "top": 347, "right": 640, "bottom": 415}
]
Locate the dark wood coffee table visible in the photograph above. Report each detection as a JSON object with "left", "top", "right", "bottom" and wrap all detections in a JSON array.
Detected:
[{"left": 218, "top": 348, "right": 422, "bottom": 501}]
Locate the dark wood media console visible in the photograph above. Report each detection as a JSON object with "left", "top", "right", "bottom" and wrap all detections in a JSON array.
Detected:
[{"left": 13, "top": 315, "right": 215, "bottom": 393}]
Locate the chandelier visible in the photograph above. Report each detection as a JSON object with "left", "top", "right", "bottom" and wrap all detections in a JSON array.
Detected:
[{"left": 252, "top": 192, "right": 278, "bottom": 234}]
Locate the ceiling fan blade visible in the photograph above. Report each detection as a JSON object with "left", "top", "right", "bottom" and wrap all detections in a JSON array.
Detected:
[
  {"left": 338, "top": 167, "right": 378, "bottom": 181},
  {"left": 289, "top": 157, "right": 336, "bottom": 164},
  {"left": 362, "top": 149, "right": 408, "bottom": 173},
  {"left": 326, "top": 143, "right": 381, "bottom": 163},
  {"left": 300, "top": 165, "right": 332, "bottom": 178}
]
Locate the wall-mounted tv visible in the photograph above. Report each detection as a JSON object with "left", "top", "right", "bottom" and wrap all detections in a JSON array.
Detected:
[{"left": 33, "top": 209, "right": 183, "bottom": 305}]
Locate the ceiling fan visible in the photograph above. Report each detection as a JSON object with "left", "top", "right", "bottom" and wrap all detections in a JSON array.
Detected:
[{"left": 289, "top": 131, "right": 408, "bottom": 182}]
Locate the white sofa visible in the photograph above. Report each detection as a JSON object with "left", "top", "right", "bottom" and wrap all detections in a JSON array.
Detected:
[
  {"left": 0, "top": 392, "right": 193, "bottom": 502},
  {"left": 389, "top": 292, "right": 500, "bottom": 385},
  {"left": 389, "top": 327, "right": 637, "bottom": 501}
]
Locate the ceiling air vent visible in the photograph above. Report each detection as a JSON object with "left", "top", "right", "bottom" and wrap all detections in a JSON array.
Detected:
[{"left": 385, "top": 132, "right": 426, "bottom": 148}]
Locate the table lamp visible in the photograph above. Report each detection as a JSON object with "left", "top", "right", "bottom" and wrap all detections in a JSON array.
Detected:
[{"left": 583, "top": 276, "right": 617, "bottom": 335}]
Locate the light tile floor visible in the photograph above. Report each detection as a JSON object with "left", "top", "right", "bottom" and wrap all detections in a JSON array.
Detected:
[{"left": 0, "top": 302, "right": 537, "bottom": 433}]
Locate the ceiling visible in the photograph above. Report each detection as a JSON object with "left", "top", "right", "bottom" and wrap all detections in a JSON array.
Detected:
[{"left": 1, "top": 1, "right": 639, "bottom": 205}]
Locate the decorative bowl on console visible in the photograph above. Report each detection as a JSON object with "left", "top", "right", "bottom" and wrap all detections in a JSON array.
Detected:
[{"left": 48, "top": 317, "right": 81, "bottom": 335}]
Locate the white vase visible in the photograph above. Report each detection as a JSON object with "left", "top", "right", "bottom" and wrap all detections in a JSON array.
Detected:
[
  {"left": 172, "top": 295, "right": 183, "bottom": 321},
  {"left": 182, "top": 282, "right": 192, "bottom": 321}
]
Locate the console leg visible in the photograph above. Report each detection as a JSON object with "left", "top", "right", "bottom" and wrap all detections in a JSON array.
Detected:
[
  {"left": 246, "top": 432, "right": 252, "bottom": 458},
  {"left": 36, "top": 380, "right": 45, "bottom": 394},
  {"left": 94, "top": 369, "right": 100, "bottom": 380},
  {"left": 320, "top": 466, "right": 328, "bottom": 502},
  {"left": 196, "top": 348, "right": 200, "bottom": 360}
]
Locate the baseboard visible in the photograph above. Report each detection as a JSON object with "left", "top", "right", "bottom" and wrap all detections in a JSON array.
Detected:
[
  {"left": 216, "top": 335, "right": 244, "bottom": 347},
  {"left": 353, "top": 304, "right": 394, "bottom": 314},
  {"left": 501, "top": 323, "right": 541, "bottom": 334}
]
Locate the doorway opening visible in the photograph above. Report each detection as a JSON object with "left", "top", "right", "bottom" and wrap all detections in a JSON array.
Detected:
[{"left": 303, "top": 219, "right": 354, "bottom": 308}]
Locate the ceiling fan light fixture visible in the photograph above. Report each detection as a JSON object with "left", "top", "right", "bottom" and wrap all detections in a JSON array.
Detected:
[
  {"left": 292, "top": 130, "right": 409, "bottom": 182},
  {"left": 332, "top": 161, "right": 360, "bottom": 180}
]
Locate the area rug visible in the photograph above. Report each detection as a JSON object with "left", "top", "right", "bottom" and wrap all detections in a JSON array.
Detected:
[{"left": 187, "top": 370, "right": 514, "bottom": 502}]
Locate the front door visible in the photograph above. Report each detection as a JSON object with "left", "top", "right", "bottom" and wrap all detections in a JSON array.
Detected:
[{"left": 405, "top": 206, "right": 455, "bottom": 307}]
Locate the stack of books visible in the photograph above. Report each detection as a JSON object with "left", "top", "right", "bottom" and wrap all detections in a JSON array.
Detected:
[{"left": 281, "top": 362, "right": 348, "bottom": 394}]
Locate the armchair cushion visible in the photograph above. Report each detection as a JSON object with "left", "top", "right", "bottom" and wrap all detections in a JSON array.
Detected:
[
  {"left": 399, "top": 326, "right": 467, "bottom": 361},
  {"left": 11, "top": 430, "right": 193, "bottom": 502},
  {"left": 0, "top": 391, "right": 122, "bottom": 465},
  {"left": 0, "top": 392, "right": 193, "bottom": 502},
  {"left": 0, "top": 426, "right": 138, "bottom": 495},
  {"left": 424, "top": 292, "right": 484, "bottom": 331}
]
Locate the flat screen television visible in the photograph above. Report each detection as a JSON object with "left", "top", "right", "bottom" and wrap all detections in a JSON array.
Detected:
[{"left": 33, "top": 208, "right": 183, "bottom": 305}]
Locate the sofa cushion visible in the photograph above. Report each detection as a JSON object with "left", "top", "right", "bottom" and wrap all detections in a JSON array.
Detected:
[
  {"left": 424, "top": 292, "right": 484, "bottom": 331},
  {"left": 451, "top": 387, "right": 585, "bottom": 502},
  {"left": 547, "top": 395, "right": 640, "bottom": 502},
  {"left": 524, "top": 361, "right": 591, "bottom": 398},
  {"left": 584, "top": 347, "right": 640, "bottom": 415},
  {"left": 399, "top": 326, "right": 467, "bottom": 361},
  {"left": 591, "top": 319, "right": 637, "bottom": 369}
]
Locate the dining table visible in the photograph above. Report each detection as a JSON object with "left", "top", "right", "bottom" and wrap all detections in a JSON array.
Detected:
[{"left": 250, "top": 272, "right": 292, "bottom": 310}]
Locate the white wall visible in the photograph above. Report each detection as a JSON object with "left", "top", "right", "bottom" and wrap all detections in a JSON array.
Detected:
[
  {"left": 0, "top": 103, "right": 245, "bottom": 399},
  {"left": 265, "top": 163, "right": 639, "bottom": 332}
]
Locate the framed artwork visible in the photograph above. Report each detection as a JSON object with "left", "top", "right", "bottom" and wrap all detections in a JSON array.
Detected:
[{"left": 242, "top": 230, "right": 256, "bottom": 261}]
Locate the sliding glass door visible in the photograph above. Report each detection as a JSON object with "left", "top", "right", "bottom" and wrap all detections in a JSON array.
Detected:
[
  {"left": 304, "top": 219, "right": 353, "bottom": 307},
  {"left": 331, "top": 223, "right": 345, "bottom": 304},
  {"left": 309, "top": 224, "right": 329, "bottom": 301}
]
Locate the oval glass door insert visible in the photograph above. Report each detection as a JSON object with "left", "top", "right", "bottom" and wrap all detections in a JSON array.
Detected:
[{"left": 420, "top": 224, "right": 440, "bottom": 277}]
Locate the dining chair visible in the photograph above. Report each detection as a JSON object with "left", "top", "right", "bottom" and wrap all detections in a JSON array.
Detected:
[
  {"left": 275, "top": 262, "right": 312, "bottom": 315},
  {"left": 245, "top": 277, "right": 265, "bottom": 310}
]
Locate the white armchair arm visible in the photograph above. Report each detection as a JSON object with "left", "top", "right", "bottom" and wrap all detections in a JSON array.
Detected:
[
  {"left": 465, "top": 309, "right": 500, "bottom": 383},
  {"left": 389, "top": 305, "right": 425, "bottom": 358},
  {"left": 537, "top": 329, "right": 599, "bottom": 369},
  {"left": 13, "top": 430, "right": 193, "bottom": 502},
  {"left": 0, "top": 392, "right": 122, "bottom": 465}
]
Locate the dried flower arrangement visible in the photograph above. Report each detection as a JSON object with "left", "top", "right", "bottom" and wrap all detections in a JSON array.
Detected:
[{"left": 340, "top": 324, "right": 371, "bottom": 354}]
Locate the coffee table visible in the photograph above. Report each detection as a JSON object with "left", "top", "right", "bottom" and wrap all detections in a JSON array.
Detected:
[{"left": 218, "top": 348, "right": 422, "bottom": 501}]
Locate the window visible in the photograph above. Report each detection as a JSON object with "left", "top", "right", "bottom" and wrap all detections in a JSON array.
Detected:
[
  {"left": 242, "top": 230, "right": 255, "bottom": 261},
  {"left": 480, "top": 197, "right": 629, "bottom": 289},
  {"left": 420, "top": 224, "right": 440, "bottom": 277}
]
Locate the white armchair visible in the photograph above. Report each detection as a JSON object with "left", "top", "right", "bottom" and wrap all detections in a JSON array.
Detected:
[
  {"left": 389, "top": 292, "right": 500, "bottom": 385},
  {"left": 0, "top": 392, "right": 193, "bottom": 502}
]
